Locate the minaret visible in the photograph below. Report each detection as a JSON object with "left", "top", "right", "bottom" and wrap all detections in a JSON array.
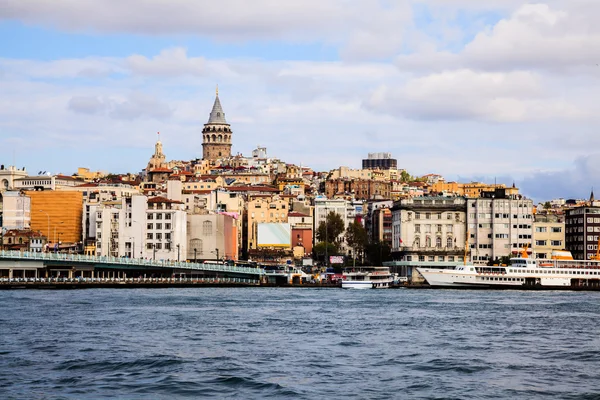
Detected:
[{"left": 202, "top": 86, "right": 232, "bottom": 161}]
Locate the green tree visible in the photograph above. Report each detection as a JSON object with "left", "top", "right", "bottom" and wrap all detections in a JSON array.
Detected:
[
  {"left": 543, "top": 201, "right": 551, "bottom": 210},
  {"left": 400, "top": 170, "right": 411, "bottom": 183},
  {"left": 365, "top": 240, "right": 392, "bottom": 265},
  {"left": 316, "top": 211, "right": 346, "bottom": 245},
  {"left": 345, "top": 220, "right": 369, "bottom": 266},
  {"left": 313, "top": 241, "right": 338, "bottom": 263}
]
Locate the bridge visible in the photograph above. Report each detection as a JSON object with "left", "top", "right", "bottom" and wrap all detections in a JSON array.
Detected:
[{"left": 0, "top": 250, "right": 265, "bottom": 281}]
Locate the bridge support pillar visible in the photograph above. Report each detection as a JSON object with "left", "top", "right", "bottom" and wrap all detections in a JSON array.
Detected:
[{"left": 8, "top": 269, "right": 12, "bottom": 279}]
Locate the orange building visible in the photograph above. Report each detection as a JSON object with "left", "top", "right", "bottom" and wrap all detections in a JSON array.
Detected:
[{"left": 27, "top": 191, "right": 83, "bottom": 245}]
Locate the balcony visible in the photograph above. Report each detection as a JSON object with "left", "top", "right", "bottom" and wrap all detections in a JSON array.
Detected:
[{"left": 396, "top": 246, "right": 466, "bottom": 255}]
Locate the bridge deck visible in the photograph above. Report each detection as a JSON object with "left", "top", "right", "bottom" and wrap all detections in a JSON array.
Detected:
[{"left": 0, "top": 251, "right": 265, "bottom": 276}]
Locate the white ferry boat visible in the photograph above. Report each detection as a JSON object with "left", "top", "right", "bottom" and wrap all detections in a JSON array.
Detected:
[
  {"left": 416, "top": 250, "right": 600, "bottom": 290},
  {"left": 341, "top": 266, "right": 394, "bottom": 289}
]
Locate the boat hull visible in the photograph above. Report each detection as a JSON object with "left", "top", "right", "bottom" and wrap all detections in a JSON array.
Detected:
[{"left": 341, "top": 280, "right": 392, "bottom": 289}]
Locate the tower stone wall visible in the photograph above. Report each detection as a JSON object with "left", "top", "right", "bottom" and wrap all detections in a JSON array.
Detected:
[{"left": 202, "top": 91, "right": 232, "bottom": 161}]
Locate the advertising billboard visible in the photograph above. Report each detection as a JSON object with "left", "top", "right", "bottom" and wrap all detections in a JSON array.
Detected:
[
  {"left": 329, "top": 255, "right": 345, "bottom": 264},
  {"left": 257, "top": 223, "right": 291, "bottom": 248}
]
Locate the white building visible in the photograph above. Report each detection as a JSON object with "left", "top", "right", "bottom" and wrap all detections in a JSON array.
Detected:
[
  {"left": 391, "top": 196, "right": 467, "bottom": 263},
  {"left": 1, "top": 191, "right": 31, "bottom": 230},
  {"left": 466, "top": 194, "right": 534, "bottom": 264},
  {"left": 93, "top": 195, "right": 187, "bottom": 261},
  {"left": 0, "top": 165, "right": 28, "bottom": 191}
]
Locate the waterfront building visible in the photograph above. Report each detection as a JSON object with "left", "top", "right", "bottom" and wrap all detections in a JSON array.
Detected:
[
  {"left": 1, "top": 229, "right": 45, "bottom": 252},
  {"left": 1, "top": 191, "right": 31, "bottom": 230},
  {"left": 202, "top": 89, "right": 233, "bottom": 161},
  {"left": 364, "top": 200, "right": 393, "bottom": 243},
  {"left": 0, "top": 165, "right": 28, "bottom": 192},
  {"left": 466, "top": 190, "right": 534, "bottom": 264},
  {"left": 391, "top": 196, "right": 467, "bottom": 263},
  {"left": 532, "top": 213, "right": 565, "bottom": 259},
  {"left": 246, "top": 194, "right": 289, "bottom": 251},
  {"left": 187, "top": 213, "right": 237, "bottom": 261},
  {"left": 288, "top": 211, "right": 313, "bottom": 258},
  {"left": 565, "top": 193, "right": 600, "bottom": 260},
  {"left": 27, "top": 190, "right": 83, "bottom": 245}
]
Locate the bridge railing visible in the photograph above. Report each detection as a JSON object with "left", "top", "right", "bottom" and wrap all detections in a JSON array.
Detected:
[{"left": 0, "top": 250, "right": 264, "bottom": 276}]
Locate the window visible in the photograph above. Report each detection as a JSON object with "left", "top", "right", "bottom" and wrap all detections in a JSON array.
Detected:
[
  {"left": 165, "top": 214, "right": 172, "bottom": 220},
  {"left": 436, "top": 237, "right": 442, "bottom": 248},
  {"left": 415, "top": 225, "right": 420, "bottom": 233},
  {"left": 448, "top": 256, "right": 455, "bottom": 262},
  {"left": 425, "top": 213, "right": 431, "bottom": 219},
  {"left": 156, "top": 233, "right": 162, "bottom": 240},
  {"left": 428, "top": 256, "right": 435, "bottom": 262},
  {"left": 447, "top": 237, "right": 453, "bottom": 248},
  {"left": 203, "top": 221, "right": 213, "bottom": 235},
  {"left": 147, "top": 233, "right": 153, "bottom": 239},
  {"left": 447, "top": 213, "right": 452, "bottom": 220},
  {"left": 551, "top": 240, "right": 562, "bottom": 246},
  {"left": 156, "top": 213, "right": 163, "bottom": 220},
  {"left": 552, "top": 227, "right": 562, "bottom": 233},
  {"left": 146, "top": 243, "right": 153, "bottom": 250},
  {"left": 425, "top": 237, "right": 431, "bottom": 247},
  {"left": 437, "top": 224, "right": 442, "bottom": 233},
  {"left": 147, "top": 223, "right": 153, "bottom": 230},
  {"left": 147, "top": 214, "right": 153, "bottom": 220},
  {"left": 165, "top": 243, "right": 171, "bottom": 251},
  {"left": 156, "top": 223, "right": 162, "bottom": 230},
  {"left": 155, "top": 243, "right": 162, "bottom": 250},
  {"left": 165, "top": 223, "right": 171, "bottom": 230},
  {"left": 438, "top": 256, "right": 444, "bottom": 262},
  {"left": 536, "top": 227, "right": 547, "bottom": 232},
  {"left": 419, "top": 255, "right": 425, "bottom": 262},
  {"left": 415, "top": 212, "right": 421, "bottom": 219},
  {"left": 536, "top": 240, "right": 547, "bottom": 246},
  {"left": 165, "top": 233, "right": 171, "bottom": 241}
]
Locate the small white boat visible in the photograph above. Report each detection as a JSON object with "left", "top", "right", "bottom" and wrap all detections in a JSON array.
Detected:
[{"left": 341, "top": 266, "right": 394, "bottom": 289}]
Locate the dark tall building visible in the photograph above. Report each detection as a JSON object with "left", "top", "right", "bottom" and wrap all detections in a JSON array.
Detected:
[
  {"left": 362, "top": 153, "right": 397, "bottom": 170},
  {"left": 565, "top": 197, "right": 600, "bottom": 260}
]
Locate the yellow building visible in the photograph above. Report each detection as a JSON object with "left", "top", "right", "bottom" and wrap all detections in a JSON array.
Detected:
[
  {"left": 533, "top": 213, "right": 566, "bottom": 259},
  {"left": 27, "top": 191, "right": 83, "bottom": 244},
  {"left": 430, "top": 181, "right": 519, "bottom": 198},
  {"left": 74, "top": 167, "right": 107, "bottom": 181},
  {"left": 247, "top": 195, "right": 289, "bottom": 250}
]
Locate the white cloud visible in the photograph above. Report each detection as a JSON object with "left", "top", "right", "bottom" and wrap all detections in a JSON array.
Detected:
[
  {"left": 127, "top": 47, "right": 205, "bottom": 77},
  {"left": 366, "top": 69, "right": 584, "bottom": 122}
]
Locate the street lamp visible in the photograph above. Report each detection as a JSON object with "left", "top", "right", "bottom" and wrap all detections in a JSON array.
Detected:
[
  {"left": 152, "top": 243, "right": 156, "bottom": 261},
  {"left": 194, "top": 247, "right": 197, "bottom": 262},
  {"left": 177, "top": 243, "right": 180, "bottom": 262},
  {"left": 215, "top": 248, "right": 220, "bottom": 261}
]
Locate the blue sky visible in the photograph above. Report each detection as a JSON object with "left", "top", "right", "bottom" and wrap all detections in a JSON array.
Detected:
[{"left": 1, "top": 0, "right": 600, "bottom": 202}]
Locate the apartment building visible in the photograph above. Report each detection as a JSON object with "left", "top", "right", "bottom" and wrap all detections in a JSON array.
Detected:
[
  {"left": 466, "top": 192, "right": 534, "bottom": 264},
  {"left": 391, "top": 196, "right": 467, "bottom": 263},
  {"left": 532, "top": 213, "right": 565, "bottom": 259},
  {"left": 565, "top": 203, "right": 600, "bottom": 260}
]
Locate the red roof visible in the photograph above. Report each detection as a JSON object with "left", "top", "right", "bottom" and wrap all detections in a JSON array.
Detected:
[
  {"left": 76, "top": 183, "right": 99, "bottom": 188},
  {"left": 149, "top": 168, "right": 173, "bottom": 173},
  {"left": 288, "top": 212, "right": 311, "bottom": 217},
  {"left": 148, "top": 196, "right": 184, "bottom": 204}
]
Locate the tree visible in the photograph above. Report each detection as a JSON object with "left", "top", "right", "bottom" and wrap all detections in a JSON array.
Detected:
[
  {"left": 316, "top": 212, "right": 345, "bottom": 245},
  {"left": 543, "top": 201, "right": 551, "bottom": 210},
  {"left": 345, "top": 220, "right": 368, "bottom": 266},
  {"left": 313, "top": 241, "right": 338, "bottom": 263},
  {"left": 400, "top": 170, "right": 411, "bottom": 183},
  {"left": 365, "top": 240, "right": 392, "bottom": 265}
]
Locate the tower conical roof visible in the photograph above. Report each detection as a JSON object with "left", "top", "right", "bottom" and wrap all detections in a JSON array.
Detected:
[{"left": 207, "top": 94, "right": 227, "bottom": 124}]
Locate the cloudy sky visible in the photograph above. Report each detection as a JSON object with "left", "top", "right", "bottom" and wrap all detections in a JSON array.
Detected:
[{"left": 1, "top": 0, "right": 599, "bottom": 201}]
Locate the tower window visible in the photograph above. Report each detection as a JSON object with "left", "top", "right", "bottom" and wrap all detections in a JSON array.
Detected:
[{"left": 217, "top": 112, "right": 220, "bottom": 117}]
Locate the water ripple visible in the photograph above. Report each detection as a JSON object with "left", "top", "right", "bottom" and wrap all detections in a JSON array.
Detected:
[{"left": 2, "top": 288, "right": 600, "bottom": 399}]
